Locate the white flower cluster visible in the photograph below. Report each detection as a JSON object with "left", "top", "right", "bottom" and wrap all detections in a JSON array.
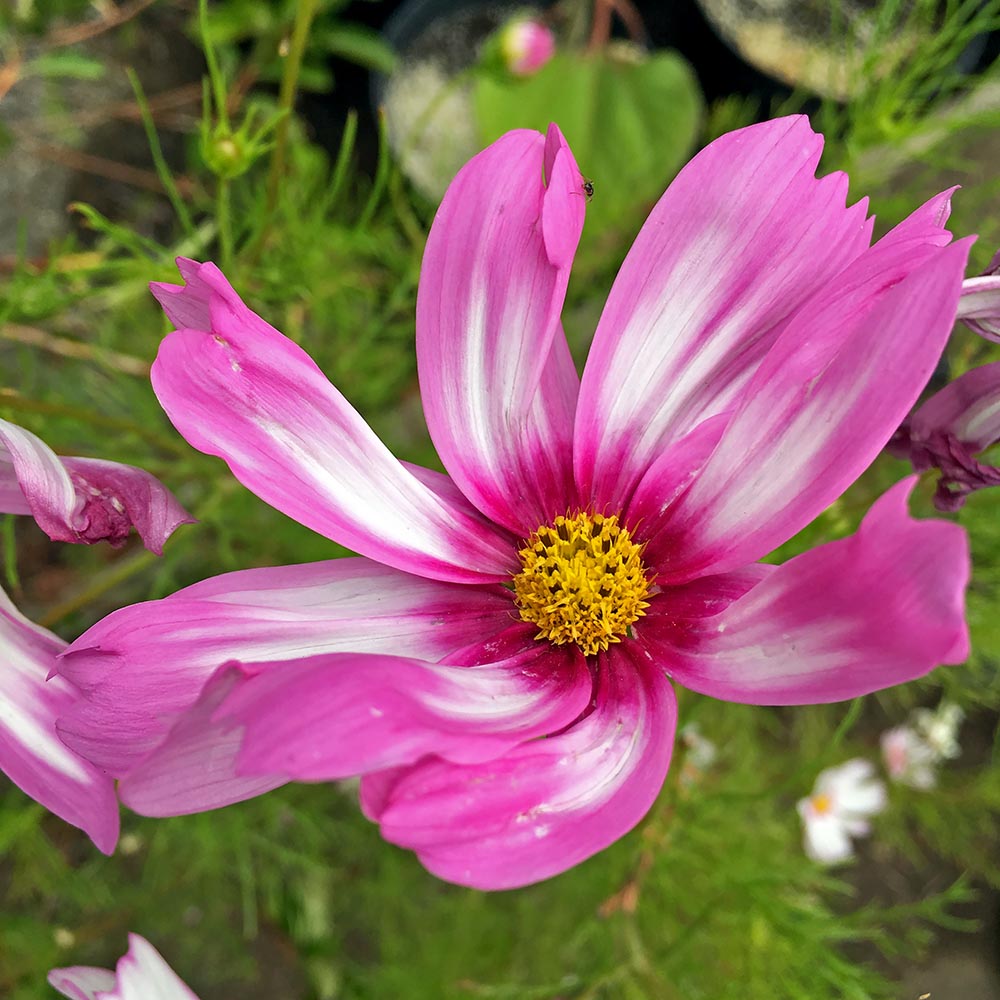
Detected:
[{"left": 798, "top": 701, "right": 964, "bottom": 865}]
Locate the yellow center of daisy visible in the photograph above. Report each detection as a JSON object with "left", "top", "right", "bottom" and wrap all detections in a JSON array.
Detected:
[
  {"left": 811, "top": 793, "right": 833, "bottom": 815},
  {"left": 512, "top": 512, "right": 650, "bottom": 657}
]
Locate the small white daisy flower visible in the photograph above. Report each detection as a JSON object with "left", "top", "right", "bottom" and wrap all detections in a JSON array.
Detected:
[{"left": 797, "top": 759, "right": 887, "bottom": 864}]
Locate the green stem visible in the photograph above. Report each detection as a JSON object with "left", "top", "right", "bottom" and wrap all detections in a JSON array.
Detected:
[
  {"left": 562, "top": 0, "right": 595, "bottom": 49},
  {"left": 356, "top": 109, "right": 393, "bottom": 231},
  {"left": 37, "top": 549, "right": 158, "bottom": 628},
  {"left": 200, "top": 0, "right": 230, "bottom": 131},
  {"left": 126, "top": 68, "right": 194, "bottom": 234},
  {"left": 0, "top": 392, "right": 189, "bottom": 456},
  {"left": 265, "top": 0, "right": 321, "bottom": 217},
  {"left": 327, "top": 109, "right": 358, "bottom": 212},
  {"left": 217, "top": 176, "right": 233, "bottom": 269},
  {"left": 2, "top": 515, "right": 20, "bottom": 592}
]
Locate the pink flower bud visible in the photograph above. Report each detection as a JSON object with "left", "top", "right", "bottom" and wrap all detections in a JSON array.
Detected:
[{"left": 499, "top": 17, "right": 556, "bottom": 76}]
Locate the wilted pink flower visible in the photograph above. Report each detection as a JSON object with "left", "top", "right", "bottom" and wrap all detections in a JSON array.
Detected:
[
  {"left": 956, "top": 249, "right": 1000, "bottom": 341},
  {"left": 0, "top": 417, "right": 192, "bottom": 552},
  {"left": 498, "top": 16, "right": 556, "bottom": 76},
  {"left": 57, "top": 118, "right": 972, "bottom": 889},
  {"left": 49, "top": 933, "right": 198, "bottom": 1000},
  {"left": 890, "top": 361, "right": 1000, "bottom": 510},
  {"left": 797, "top": 759, "right": 886, "bottom": 864},
  {"left": 0, "top": 584, "right": 118, "bottom": 853},
  {"left": 881, "top": 725, "right": 937, "bottom": 789},
  {"left": 881, "top": 699, "right": 964, "bottom": 789}
]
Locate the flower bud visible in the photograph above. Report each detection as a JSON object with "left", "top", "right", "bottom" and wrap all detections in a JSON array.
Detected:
[
  {"left": 499, "top": 17, "right": 556, "bottom": 77},
  {"left": 203, "top": 127, "right": 251, "bottom": 180}
]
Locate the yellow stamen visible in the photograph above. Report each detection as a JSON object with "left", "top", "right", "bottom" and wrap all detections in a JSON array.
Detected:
[
  {"left": 512, "top": 512, "right": 650, "bottom": 657},
  {"left": 811, "top": 793, "right": 833, "bottom": 815}
]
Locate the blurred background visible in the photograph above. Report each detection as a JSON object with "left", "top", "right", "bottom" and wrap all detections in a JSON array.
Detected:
[{"left": 2, "top": 1, "right": 1000, "bottom": 997}]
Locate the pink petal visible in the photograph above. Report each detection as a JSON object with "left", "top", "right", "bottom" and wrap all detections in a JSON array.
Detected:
[
  {"left": 117, "top": 667, "right": 285, "bottom": 817},
  {"left": 897, "top": 360, "right": 1000, "bottom": 510},
  {"left": 150, "top": 257, "right": 214, "bottom": 330},
  {"left": 56, "top": 558, "right": 514, "bottom": 776},
  {"left": 0, "top": 418, "right": 192, "bottom": 553},
  {"left": 574, "top": 116, "right": 874, "bottom": 509},
  {"left": 150, "top": 260, "right": 516, "bottom": 583},
  {"left": 47, "top": 968, "right": 117, "bottom": 1000},
  {"left": 0, "top": 586, "right": 118, "bottom": 854},
  {"left": 956, "top": 249, "right": 1000, "bottom": 342},
  {"left": 49, "top": 933, "right": 200, "bottom": 1000},
  {"left": 362, "top": 647, "right": 676, "bottom": 890},
  {"left": 416, "top": 125, "right": 584, "bottom": 534},
  {"left": 223, "top": 639, "right": 591, "bottom": 781},
  {"left": 647, "top": 233, "right": 972, "bottom": 581},
  {"left": 643, "top": 478, "right": 969, "bottom": 705},
  {"left": 637, "top": 564, "right": 773, "bottom": 622},
  {"left": 626, "top": 412, "right": 729, "bottom": 547}
]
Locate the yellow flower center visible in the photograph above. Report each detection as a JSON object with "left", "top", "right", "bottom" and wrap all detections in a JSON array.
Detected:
[
  {"left": 512, "top": 512, "right": 651, "bottom": 657},
  {"left": 811, "top": 793, "right": 833, "bottom": 815}
]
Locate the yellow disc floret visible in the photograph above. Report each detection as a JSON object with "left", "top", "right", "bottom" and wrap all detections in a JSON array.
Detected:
[{"left": 512, "top": 511, "right": 651, "bottom": 657}]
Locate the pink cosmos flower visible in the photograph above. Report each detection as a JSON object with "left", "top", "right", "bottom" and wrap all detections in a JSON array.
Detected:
[
  {"left": 498, "top": 16, "right": 556, "bottom": 76},
  {"left": 890, "top": 361, "right": 1000, "bottom": 510},
  {"left": 0, "top": 584, "right": 118, "bottom": 852},
  {"left": 56, "top": 118, "right": 972, "bottom": 889},
  {"left": 49, "top": 933, "right": 199, "bottom": 1000},
  {"left": 0, "top": 417, "right": 192, "bottom": 552}
]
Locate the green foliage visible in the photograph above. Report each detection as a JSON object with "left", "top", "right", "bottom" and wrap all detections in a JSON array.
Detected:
[
  {"left": 816, "top": 0, "right": 1000, "bottom": 192},
  {"left": 833, "top": 0, "right": 1000, "bottom": 144},
  {"left": 197, "top": 0, "right": 395, "bottom": 92},
  {"left": 0, "top": 0, "right": 92, "bottom": 34},
  {"left": 1, "top": 0, "right": 1000, "bottom": 998}
]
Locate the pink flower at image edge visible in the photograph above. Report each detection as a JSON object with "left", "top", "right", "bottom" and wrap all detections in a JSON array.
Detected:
[
  {"left": 0, "top": 416, "right": 190, "bottom": 851},
  {"left": 55, "top": 117, "right": 971, "bottom": 890},
  {"left": 891, "top": 360, "right": 1000, "bottom": 510},
  {"left": 0, "top": 586, "right": 118, "bottom": 853},
  {"left": 0, "top": 417, "right": 192, "bottom": 552}
]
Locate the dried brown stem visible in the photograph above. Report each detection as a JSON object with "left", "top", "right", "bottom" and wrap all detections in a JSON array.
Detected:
[
  {"left": 1, "top": 322, "right": 151, "bottom": 377},
  {"left": 587, "top": 0, "right": 648, "bottom": 51},
  {"left": 609, "top": 0, "right": 647, "bottom": 45},
  {"left": 23, "top": 139, "right": 194, "bottom": 196},
  {"left": 44, "top": 0, "right": 159, "bottom": 49},
  {"left": 0, "top": 48, "right": 23, "bottom": 103}
]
